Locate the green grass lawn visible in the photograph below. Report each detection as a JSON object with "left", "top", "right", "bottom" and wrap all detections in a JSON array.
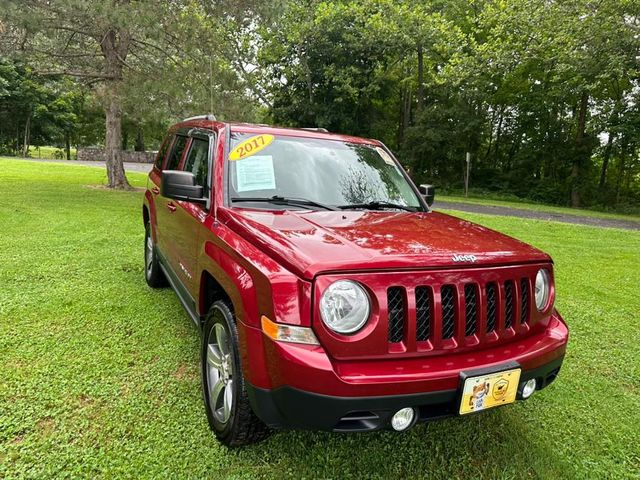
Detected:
[
  {"left": 439, "top": 194, "right": 640, "bottom": 223},
  {"left": 1, "top": 158, "right": 639, "bottom": 479}
]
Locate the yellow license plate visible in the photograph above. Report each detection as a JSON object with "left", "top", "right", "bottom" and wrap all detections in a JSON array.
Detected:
[{"left": 459, "top": 368, "right": 521, "bottom": 415}]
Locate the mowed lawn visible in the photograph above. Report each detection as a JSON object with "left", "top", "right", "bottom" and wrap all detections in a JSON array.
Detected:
[{"left": 0, "top": 158, "right": 639, "bottom": 479}]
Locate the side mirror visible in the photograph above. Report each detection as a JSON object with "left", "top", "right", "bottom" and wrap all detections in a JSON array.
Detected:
[
  {"left": 161, "top": 170, "right": 206, "bottom": 204},
  {"left": 419, "top": 184, "right": 435, "bottom": 207}
]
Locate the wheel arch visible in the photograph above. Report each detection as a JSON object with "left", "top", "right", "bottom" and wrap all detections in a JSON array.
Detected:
[
  {"left": 142, "top": 204, "right": 150, "bottom": 227},
  {"left": 200, "top": 269, "right": 235, "bottom": 321}
]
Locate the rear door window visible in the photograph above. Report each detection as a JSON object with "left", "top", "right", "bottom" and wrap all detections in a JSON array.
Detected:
[
  {"left": 183, "top": 138, "right": 210, "bottom": 190},
  {"left": 165, "top": 135, "right": 188, "bottom": 170}
]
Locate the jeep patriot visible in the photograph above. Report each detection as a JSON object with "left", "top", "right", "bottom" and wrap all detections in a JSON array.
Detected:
[{"left": 142, "top": 115, "right": 568, "bottom": 446}]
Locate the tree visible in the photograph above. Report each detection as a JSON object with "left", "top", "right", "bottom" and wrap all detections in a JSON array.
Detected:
[
  {"left": 1, "top": 0, "right": 257, "bottom": 188},
  {"left": 0, "top": 59, "right": 48, "bottom": 156},
  {"left": 0, "top": 57, "right": 79, "bottom": 157},
  {"left": 2, "top": 1, "right": 143, "bottom": 187}
]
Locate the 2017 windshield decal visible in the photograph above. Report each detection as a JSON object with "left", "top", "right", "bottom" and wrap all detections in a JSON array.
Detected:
[{"left": 229, "top": 134, "right": 274, "bottom": 161}]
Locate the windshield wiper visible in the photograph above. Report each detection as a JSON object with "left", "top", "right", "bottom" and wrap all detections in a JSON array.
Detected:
[
  {"left": 231, "top": 195, "right": 339, "bottom": 211},
  {"left": 338, "top": 200, "right": 418, "bottom": 212}
]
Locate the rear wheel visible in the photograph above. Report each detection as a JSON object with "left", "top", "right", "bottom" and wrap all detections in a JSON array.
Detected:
[
  {"left": 144, "top": 221, "right": 166, "bottom": 288},
  {"left": 202, "top": 300, "right": 270, "bottom": 447}
]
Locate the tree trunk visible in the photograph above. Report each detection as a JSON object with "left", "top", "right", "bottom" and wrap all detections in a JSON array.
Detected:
[
  {"left": 397, "top": 86, "right": 412, "bottom": 148},
  {"left": 417, "top": 44, "right": 424, "bottom": 111},
  {"left": 483, "top": 107, "right": 497, "bottom": 162},
  {"left": 22, "top": 113, "right": 31, "bottom": 157},
  {"left": 105, "top": 86, "right": 130, "bottom": 189},
  {"left": 100, "top": 24, "right": 131, "bottom": 189},
  {"left": 297, "top": 43, "right": 313, "bottom": 105},
  {"left": 122, "top": 128, "right": 128, "bottom": 151},
  {"left": 570, "top": 91, "right": 589, "bottom": 207},
  {"left": 614, "top": 139, "right": 627, "bottom": 205},
  {"left": 493, "top": 111, "right": 504, "bottom": 169},
  {"left": 135, "top": 124, "right": 145, "bottom": 151},
  {"left": 543, "top": 108, "right": 558, "bottom": 179},
  {"left": 598, "top": 132, "right": 615, "bottom": 189},
  {"left": 65, "top": 131, "right": 71, "bottom": 160},
  {"left": 507, "top": 132, "right": 522, "bottom": 170},
  {"left": 598, "top": 103, "right": 620, "bottom": 191}
]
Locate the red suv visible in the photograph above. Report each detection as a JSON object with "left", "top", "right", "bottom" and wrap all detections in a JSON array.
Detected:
[{"left": 143, "top": 115, "right": 568, "bottom": 446}]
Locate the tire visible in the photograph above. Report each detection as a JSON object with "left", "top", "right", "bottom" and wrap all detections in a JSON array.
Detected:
[
  {"left": 144, "top": 221, "right": 167, "bottom": 288},
  {"left": 201, "top": 300, "right": 270, "bottom": 447}
]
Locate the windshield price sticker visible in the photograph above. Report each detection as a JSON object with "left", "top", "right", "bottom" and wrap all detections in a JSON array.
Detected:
[
  {"left": 229, "top": 134, "right": 274, "bottom": 161},
  {"left": 236, "top": 155, "right": 276, "bottom": 192}
]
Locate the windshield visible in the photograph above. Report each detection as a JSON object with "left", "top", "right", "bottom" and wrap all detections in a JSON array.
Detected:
[{"left": 227, "top": 132, "right": 422, "bottom": 210}]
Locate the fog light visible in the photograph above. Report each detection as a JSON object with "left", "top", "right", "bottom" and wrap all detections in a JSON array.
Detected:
[
  {"left": 522, "top": 379, "right": 537, "bottom": 399},
  {"left": 390, "top": 407, "right": 416, "bottom": 431}
]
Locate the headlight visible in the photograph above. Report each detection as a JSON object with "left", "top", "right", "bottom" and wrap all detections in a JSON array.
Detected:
[
  {"left": 320, "top": 280, "right": 370, "bottom": 334},
  {"left": 535, "top": 269, "right": 551, "bottom": 311}
]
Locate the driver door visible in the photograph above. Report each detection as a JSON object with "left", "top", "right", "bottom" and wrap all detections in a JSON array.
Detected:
[{"left": 169, "top": 136, "right": 211, "bottom": 299}]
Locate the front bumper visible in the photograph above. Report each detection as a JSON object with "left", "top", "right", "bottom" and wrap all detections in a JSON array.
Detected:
[
  {"left": 242, "top": 310, "right": 568, "bottom": 430},
  {"left": 247, "top": 355, "right": 564, "bottom": 431}
]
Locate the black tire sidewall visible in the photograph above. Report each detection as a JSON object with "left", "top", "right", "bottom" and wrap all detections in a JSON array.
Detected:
[
  {"left": 144, "top": 222, "right": 153, "bottom": 282},
  {"left": 144, "top": 221, "right": 165, "bottom": 287}
]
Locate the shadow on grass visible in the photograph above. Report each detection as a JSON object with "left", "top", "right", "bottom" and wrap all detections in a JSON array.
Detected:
[{"left": 228, "top": 405, "right": 574, "bottom": 479}]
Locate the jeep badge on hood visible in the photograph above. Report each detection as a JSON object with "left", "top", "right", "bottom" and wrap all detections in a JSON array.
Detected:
[{"left": 452, "top": 254, "right": 477, "bottom": 262}]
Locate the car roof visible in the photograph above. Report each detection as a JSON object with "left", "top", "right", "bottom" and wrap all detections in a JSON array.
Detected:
[{"left": 172, "top": 118, "right": 382, "bottom": 146}]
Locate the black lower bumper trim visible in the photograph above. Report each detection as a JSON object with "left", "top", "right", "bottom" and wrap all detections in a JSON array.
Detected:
[{"left": 247, "top": 355, "right": 564, "bottom": 432}]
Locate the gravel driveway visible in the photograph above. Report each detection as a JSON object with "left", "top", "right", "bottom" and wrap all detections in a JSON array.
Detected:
[{"left": 435, "top": 200, "right": 640, "bottom": 231}]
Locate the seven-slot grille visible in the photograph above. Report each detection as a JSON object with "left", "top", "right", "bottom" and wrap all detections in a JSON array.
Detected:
[{"left": 387, "top": 278, "right": 532, "bottom": 344}]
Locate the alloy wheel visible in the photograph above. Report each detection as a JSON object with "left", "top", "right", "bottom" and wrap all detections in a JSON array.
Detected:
[
  {"left": 145, "top": 231, "right": 153, "bottom": 278},
  {"left": 206, "top": 323, "right": 234, "bottom": 424}
]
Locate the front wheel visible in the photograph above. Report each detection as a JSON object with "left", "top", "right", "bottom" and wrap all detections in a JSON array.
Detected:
[{"left": 202, "top": 300, "right": 270, "bottom": 447}]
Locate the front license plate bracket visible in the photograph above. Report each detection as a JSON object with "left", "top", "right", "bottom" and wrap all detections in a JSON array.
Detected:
[{"left": 458, "top": 362, "right": 522, "bottom": 415}]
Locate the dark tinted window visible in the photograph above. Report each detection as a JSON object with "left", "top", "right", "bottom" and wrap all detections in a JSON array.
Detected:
[
  {"left": 154, "top": 136, "right": 171, "bottom": 169},
  {"left": 183, "top": 138, "right": 209, "bottom": 189},
  {"left": 165, "top": 135, "right": 188, "bottom": 170}
]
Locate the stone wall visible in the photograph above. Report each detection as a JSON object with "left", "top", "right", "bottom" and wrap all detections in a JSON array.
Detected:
[{"left": 77, "top": 148, "right": 157, "bottom": 163}]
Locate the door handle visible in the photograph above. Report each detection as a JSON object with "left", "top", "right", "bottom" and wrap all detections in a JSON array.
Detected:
[
  {"left": 151, "top": 186, "right": 160, "bottom": 195},
  {"left": 167, "top": 202, "right": 177, "bottom": 212}
]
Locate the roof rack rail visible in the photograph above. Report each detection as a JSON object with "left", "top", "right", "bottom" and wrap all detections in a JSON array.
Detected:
[
  {"left": 183, "top": 114, "right": 217, "bottom": 122},
  {"left": 301, "top": 127, "right": 329, "bottom": 133}
]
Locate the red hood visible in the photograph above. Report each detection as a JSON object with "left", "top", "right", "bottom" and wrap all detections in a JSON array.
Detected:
[{"left": 220, "top": 208, "right": 550, "bottom": 279}]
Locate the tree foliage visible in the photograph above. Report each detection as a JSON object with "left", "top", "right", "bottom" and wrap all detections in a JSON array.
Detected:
[
  {"left": 0, "top": 0, "right": 638, "bottom": 209},
  {"left": 258, "top": 0, "right": 640, "bottom": 210},
  {"left": 0, "top": 58, "right": 83, "bottom": 158},
  {"left": 1, "top": 0, "right": 263, "bottom": 188}
]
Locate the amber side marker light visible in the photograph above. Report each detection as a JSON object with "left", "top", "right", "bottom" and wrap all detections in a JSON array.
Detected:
[{"left": 261, "top": 316, "right": 320, "bottom": 346}]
